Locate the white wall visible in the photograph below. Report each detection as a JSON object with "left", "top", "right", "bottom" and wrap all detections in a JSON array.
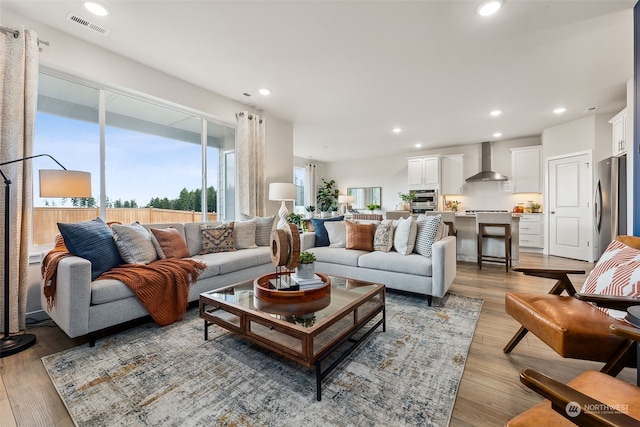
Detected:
[{"left": 4, "top": 10, "right": 294, "bottom": 314}]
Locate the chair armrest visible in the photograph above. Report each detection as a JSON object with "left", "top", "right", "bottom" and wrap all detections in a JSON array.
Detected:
[
  {"left": 574, "top": 294, "right": 640, "bottom": 311},
  {"left": 610, "top": 324, "right": 640, "bottom": 342},
  {"left": 519, "top": 368, "right": 638, "bottom": 427},
  {"left": 513, "top": 267, "right": 585, "bottom": 296}
]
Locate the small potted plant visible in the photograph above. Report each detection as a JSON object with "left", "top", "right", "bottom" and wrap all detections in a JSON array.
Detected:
[
  {"left": 530, "top": 202, "right": 541, "bottom": 213},
  {"left": 296, "top": 251, "right": 317, "bottom": 279},
  {"left": 317, "top": 179, "right": 339, "bottom": 217},
  {"left": 287, "top": 212, "right": 304, "bottom": 232},
  {"left": 366, "top": 203, "right": 380, "bottom": 214},
  {"left": 304, "top": 205, "right": 316, "bottom": 218},
  {"left": 397, "top": 191, "right": 416, "bottom": 211}
]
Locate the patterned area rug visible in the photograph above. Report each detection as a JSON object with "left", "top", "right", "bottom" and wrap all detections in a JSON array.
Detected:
[{"left": 42, "top": 292, "right": 482, "bottom": 427}]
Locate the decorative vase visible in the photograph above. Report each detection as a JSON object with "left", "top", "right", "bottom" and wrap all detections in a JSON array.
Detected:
[
  {"left": 296, "top": 262, "right": 315, "bottom": 279},
  {"left": 320, "top": 211, "right": 329, "bottom": 218}
]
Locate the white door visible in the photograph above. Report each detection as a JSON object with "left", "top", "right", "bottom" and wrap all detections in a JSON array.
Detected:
[{"left": 548, "top": 153, "right": 593, "bottom": 261}]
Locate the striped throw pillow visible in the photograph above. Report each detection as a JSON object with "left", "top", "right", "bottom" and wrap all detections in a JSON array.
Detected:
[{"left": 414, "top": 215, "right": 441, "bottom": 258}]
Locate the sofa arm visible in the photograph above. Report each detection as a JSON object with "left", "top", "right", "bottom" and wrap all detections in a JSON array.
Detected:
[
  {"left": 300, "top": 232, "right": 316, "bottom": 251},
  {"left": 41, "top": 255, "right": 92, "bottom": 338},
  {"left": 430, "top": 236, "right": 457, "bottom": 298}
]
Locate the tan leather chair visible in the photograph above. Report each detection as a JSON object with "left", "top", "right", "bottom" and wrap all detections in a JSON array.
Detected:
[
  {"left": 506, "top": 324, "right": 640, "bottom": 427},
  {"left": 504, "top": 236, "right": 640, "bottom": 376}
]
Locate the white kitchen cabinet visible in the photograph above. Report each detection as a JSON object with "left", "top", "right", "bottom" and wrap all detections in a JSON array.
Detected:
[
  {"left": 519, "top": 213, "right": 544, "bottom": 250},
  {"left": 407, "top": 156, "right": 439, "bottom": 189},
  {"left": 441, "top": 155, "right": 464, "bottom": 195},
  {"left": 510, "top": 146, "right": 542, "bottom": 193},
  {"left": 609, "top": 108, "right": 627, "bottom": 157}
]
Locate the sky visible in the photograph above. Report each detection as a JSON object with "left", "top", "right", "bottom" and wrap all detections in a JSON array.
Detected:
[{"left": 32, "top": 113, "right": 218, "bottom": 208}]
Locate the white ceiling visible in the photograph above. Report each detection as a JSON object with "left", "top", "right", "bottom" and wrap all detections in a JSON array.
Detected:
[{"left": 2, "top": 0, "right": 636, "bottom": 162}]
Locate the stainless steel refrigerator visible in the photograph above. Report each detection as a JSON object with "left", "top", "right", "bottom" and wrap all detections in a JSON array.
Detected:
[{"left": 594, "top": 155, "right": 627, "bottom": 258}]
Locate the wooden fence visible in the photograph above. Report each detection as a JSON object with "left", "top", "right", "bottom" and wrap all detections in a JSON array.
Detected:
[{"left": 33, "top": 207, "right": 218, "bottom": 246}]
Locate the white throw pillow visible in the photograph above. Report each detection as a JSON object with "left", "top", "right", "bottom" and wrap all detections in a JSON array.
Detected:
[
  {"left": 111, "top": 222, "right": 158, "bottom": 264},
  {"left": 393, "top": 216, "right": 418, "bottom": 256},
  {"left": 324, "top": 221, "right": 347, "bottom": 248},
  {"left": 233, "top": 219, "right": 258, "bottom": 249},
  {"left": 414, "top": 215, "right": 441, "bottom": 258}
]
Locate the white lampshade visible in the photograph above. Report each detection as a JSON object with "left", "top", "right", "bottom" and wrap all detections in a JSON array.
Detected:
[
  {"left": 338, "top": 195, "right": 354, "bottom": 204},
  {"left": 39, "top": 169, "right": 92, "bottom": 198},
  {"left": 269, "top": 182, "right": 297, "bottom": 201}
]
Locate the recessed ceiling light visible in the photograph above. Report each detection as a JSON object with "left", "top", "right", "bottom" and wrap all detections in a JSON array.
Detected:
[
  {"left": 553, "top": 107, "right": 566, "bottom": 114},
  {"left": 490, "top": 110, "right": 502, "bottom": 117},
  {"left": 477, "top": 0, "right": 503, "bottom": 17},
  {"left": 84, "top": 1, "right": 110, "bottom": 16},
  {"left": 393, "top": 128, "right": 402, "bottom": 134},
  {"left": 415, "top": 143, "right": 422, "bottom": 148},
  {"left": 258, "top": 88, "right": 271, "bottom": 96},
  {"left": 493, "top": 132, "right": 502, "bottom": 138}
]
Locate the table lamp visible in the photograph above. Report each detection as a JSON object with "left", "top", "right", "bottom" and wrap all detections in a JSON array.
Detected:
[
  {"left": 1, "top": 154, "right": 91, "bottom": 357},
  {"left": 338, "top": 195, "right": 354, "bottom": 215},
  {"left": 269, "top": 182, "right": 297, "bottom": 230}
]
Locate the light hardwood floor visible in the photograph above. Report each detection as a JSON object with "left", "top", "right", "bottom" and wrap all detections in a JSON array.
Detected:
[{"left": 0, "top": 253, "right": 636, "bottom": 426}]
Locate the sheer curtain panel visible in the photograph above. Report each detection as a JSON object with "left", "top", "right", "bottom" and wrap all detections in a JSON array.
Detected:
[
  {"left": 304, "top": 163, "right": 317, "bottom": 209},
  {"left": 0, "top": 28, "right": 38, "bottom": 332},
  {"left": 236, "top": 112, "right": 266, "bottom": 217}
]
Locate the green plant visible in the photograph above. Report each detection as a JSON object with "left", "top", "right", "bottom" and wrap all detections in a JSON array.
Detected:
[
  {"left": 316, "top": 179, "right": 340, "bottom": 212},
  {"left": 366, "top": 203, "right": 380, "bottom": 211},
  {"left": 287, "top": 212, "right": 304, "bottom": 227},
  {"left": 299, "top": 251, "right": 317, "bottom": 264},
  {"left": 398, "top": 191, "right": 416, "bottom": 203},
  {"left": 530, "top": 202, "right": 541, "bottom": 210},
  {"left": 305, "top": 205, "right": 316, "bottom": 213}
]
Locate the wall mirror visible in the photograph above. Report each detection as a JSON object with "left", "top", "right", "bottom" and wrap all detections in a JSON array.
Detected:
[{"left": 347, "top": 187, "right": 382, "bottom": 210}]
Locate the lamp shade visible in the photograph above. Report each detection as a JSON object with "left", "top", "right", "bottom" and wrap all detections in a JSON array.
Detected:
[
  {"left": 338, "top": 195, "right": 354, "bottom": 204},
  {"left": 39, "top": 169, "right": 92, "bottom": 198},
  {"left": 269, "top": 182, "right": 297, "bottom": 201}
]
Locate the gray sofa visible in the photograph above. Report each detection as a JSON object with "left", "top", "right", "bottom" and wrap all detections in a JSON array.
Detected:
[
  {"left": 300, "top": 232, "right": 457, "bottom": 305},
  {"left": 42, "top": 221, "right": 274, "bottom": 345}
]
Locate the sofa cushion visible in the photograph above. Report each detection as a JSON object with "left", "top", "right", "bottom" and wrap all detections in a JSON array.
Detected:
[
  {"left": 310, "top": 216, "right": 344, "bottom": 247},
  {"left": 191, "top": 246, "right": 271, "bottom": 275},
  {"left": 414, "top": 215, "right": 441, "bottom": 258},
  {"left": 111, "top": 222, "right": 158, "bottom": 264},
  {"left": 200, "top": 223, "right": 236, "bottom": 254},
  {"left": 307, "top": 246, "right": 366, "bottom": 267},
  {"left": 324, "top": 221, "right": 346, "bottom": 248},
  {"left": 373, "top": 223, "right": 394, "bottom": 252},
  {"left": 358, "top": 250, "right": 432, "bottom": 276},
  {"left": 346, "top": 221, "right": 375, "bottom": 251},
  {"left": 57, "top": 217, "right": 123, "bottom": 280},
  {"left": 393, "top": 216, "right": 417, "bottom": 255},
  {"left": 240, "top": 214, "right": 275, "bottom": 246},
  {"left": 233, "top": 219, "right": 258, "bottom": 249},
  {"left": 149, "top": 227, "right": 189, "bottom": 259},
  {"left": 580, "top": 239, "right": 640, "bottom": 319},
  {"left": 91, "top": 278, "right": 135, "bottom": 305}
]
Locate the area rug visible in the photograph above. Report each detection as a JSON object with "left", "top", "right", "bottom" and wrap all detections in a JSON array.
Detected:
[{"left": 42, "top": 292, "right": 482, "bottom": 427}]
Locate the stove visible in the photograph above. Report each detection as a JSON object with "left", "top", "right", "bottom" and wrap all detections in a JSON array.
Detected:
[{"left": 465, "top": 210, "right": 510, "bottom": 213}]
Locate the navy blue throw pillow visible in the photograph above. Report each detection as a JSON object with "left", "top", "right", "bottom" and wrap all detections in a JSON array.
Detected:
[
  {"left": 310, "top": 216, "right": 345, "bottom": 247},
  {"left": 57, "top": 217, "right": 123, "bottom": 280}
]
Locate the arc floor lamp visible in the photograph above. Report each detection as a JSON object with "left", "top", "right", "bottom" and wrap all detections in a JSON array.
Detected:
[{"left": 0, "top": 154, "right": 91, "bottom": 357}]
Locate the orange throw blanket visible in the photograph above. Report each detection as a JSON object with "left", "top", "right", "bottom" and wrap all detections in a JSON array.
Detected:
[
  {"left": 41, "top": 235, "right": 72, "bottom": 310},
  {"left": 98, "top": 259, "right": 206, "bottom": 326}
]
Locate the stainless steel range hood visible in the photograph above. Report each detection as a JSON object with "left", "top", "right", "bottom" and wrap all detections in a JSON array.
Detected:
[{"left": 465, "top": 141, "right": 509, "bottom": 182}]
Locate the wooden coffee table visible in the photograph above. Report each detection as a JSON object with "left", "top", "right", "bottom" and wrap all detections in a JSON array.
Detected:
[{"left": 199, "top": 274, "right": 385, "bottom": 401}]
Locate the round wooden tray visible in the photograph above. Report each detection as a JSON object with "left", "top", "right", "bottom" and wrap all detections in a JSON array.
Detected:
[{"left": 253, "top": 272, "right": 331, "bottom": 305}]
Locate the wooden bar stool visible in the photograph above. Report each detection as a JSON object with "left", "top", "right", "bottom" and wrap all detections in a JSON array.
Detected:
[
  {"left": 426, "top": 211, "right": 456, "bottom": 236},
  {"left": 476, "top": 212, "right": 512, "bottom": 272}
]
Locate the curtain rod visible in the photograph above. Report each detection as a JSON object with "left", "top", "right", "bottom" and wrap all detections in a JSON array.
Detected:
[{"left": 0, "top": 25, "right": 49, "bottom": 47}]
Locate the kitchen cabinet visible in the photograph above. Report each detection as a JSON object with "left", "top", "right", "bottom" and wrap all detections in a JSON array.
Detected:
[
  {"left": 408, "top": 156, "right": 439, "bottom": 189},
  {"left": 441, "top": 155, "right": 464, "bottom": 195},
  {"left": 519, "top": 213, "right": 543, "bottom": 250},
  {"left": 609, "top": 108, "right": 627, "bottom": 157},
  {"left": 510, "top": 146, "right": 542, "bottom": 193}
]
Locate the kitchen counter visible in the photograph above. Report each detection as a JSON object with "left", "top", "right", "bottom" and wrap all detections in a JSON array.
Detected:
[{"left": 452, "top": 213, "right": 521, "bottom": 267}]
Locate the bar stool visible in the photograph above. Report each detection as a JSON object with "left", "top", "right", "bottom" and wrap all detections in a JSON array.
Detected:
[
  {"left": 476, "top": 212, "right": 512, "bottom": 272},
  {"left": 426, "top": 211, "right": 456, "bottom": 236}
]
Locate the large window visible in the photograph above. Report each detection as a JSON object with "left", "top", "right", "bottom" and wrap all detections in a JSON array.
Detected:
[{"left": 32, "top": 71, "right": 235, "bottom": 249}]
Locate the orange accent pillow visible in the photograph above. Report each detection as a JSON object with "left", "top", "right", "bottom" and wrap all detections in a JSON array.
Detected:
[
  {"left": 345, "top": 221, "right": 375, "bottom": 251},
  {"left": 150, "top": 227, "right": 190, "bottom": 259}
]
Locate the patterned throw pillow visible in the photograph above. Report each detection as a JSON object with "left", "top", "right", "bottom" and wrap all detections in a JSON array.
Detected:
[
  {"left": 393, "top": 216, "right": 418, "bottom": 256},
  {"left": 240, "top": 214, "right": 275, "bottom": 246},
  {"left": 324, "top": 221, "right": 347, "bottom": 248},
  {"left": 150, "top": 227, "right": 189, "bottom": 259},
  {"left": 414, "top": 215, "right": 442, "bottom": 258},
  {"left": 111, "top": 222, "right": 159, "bottom": 265},
  {"left": 373, "top": 223, "right": 394, "bottom": 252},
  {"left": 57, "top": 217, "right": 123, "bottom": 280},
  {"left": 233, "top": 219, "right": 258, "bottom": 249},
  {"left": 200, "top": 223, "right": 236, "bottom": 254},
  {"left": 310, "top": 216, "right": 345, "bottom": 247},
  {"left": 580, "top": 239, "right": 640, "bottom": 319},
  {"left": 346, "top": 221, "right": 375, "bottom": 251}
]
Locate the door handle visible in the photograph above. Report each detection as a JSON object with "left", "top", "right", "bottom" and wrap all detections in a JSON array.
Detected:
[{"left": 550, "top": 211, "right": 555, "bottom": 214}]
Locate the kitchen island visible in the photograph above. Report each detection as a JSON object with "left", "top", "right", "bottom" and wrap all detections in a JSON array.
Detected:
[{"left": 453, "top": 212, "right": 521, "bottom": 267}]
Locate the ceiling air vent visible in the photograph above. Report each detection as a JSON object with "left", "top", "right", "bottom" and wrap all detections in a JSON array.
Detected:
[{"left": 66, "top": 12, "right": 111, "bottom": 36}]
